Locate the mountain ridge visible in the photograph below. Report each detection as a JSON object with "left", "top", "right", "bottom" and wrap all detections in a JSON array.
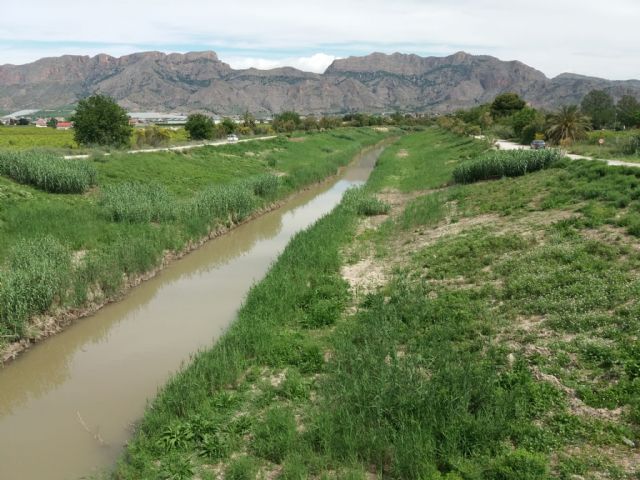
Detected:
[{"left": 1, "top": 50, "right": 638, "bottom": 115}]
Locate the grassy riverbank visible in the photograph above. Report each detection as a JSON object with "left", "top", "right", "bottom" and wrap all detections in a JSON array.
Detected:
[
  {"left": 0, "top": 128, "right": 388, "bottom": 354},
  {"left": 114, "top": 127, "right": 638, "bottom": 479}
]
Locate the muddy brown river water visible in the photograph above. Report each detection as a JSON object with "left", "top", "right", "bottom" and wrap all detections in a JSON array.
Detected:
[{"left": 0, "top": 144, "right": 384, "bottom": 480}]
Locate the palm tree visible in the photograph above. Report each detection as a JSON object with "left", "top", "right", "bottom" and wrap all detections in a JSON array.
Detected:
[{"left": 546, "top": 105, "right": 591, "bottom": 146}]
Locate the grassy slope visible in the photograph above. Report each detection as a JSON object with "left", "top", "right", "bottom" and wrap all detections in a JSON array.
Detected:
[
  {"left": 115, "top": 127, "right": 639, "bottom": 479},
  {"left": 567, "top": 129, "right": 640, "bottom": 162},
  {"left": 0, "top": 128, "right": 386, "bottom": 344}
]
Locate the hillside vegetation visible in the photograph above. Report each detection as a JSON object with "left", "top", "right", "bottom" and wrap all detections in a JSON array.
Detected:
[
  {"left": 114, "top": 128, "right": 638, "bottom": 478},
  {"left": 0, "top": 128, "right": 387, "bottom": 352}
]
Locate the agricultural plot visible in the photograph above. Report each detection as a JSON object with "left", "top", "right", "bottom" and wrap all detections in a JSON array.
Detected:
[
  {"left": 0, "top": 125, "right": 191, "bottom": 151},
  {"left": 0, "top": 126, "right": 78, "bottom": 149},
  {"left": 115, "top": 128, "right": 638, "bottom": 479}
]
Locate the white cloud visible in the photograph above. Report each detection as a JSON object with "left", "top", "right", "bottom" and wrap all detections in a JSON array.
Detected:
[
  {"left": 224, "top": 53, "right": 338, "bottom": 73},
  {"left": 1, "top": 0, "right": 639, "bottom": 79}
]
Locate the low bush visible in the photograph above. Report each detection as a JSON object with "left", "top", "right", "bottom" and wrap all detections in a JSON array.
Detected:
[
  {"left": 453, "top": 149, "right": 561, "bottom": 184},
  {"left": 0, "top": 150, "right": 97, "bottom": 193}
]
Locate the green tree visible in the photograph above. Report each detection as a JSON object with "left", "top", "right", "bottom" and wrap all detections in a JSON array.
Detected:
[
  {"left": 546, "top": 105, "right": 591, "bottom": 145},
  {"left": 72, "top": 94, "right": 132, "bottom": 147},
  {"left": 581, "top": 89, "right": 615, "bottom": 129},
  {"left": 490, "top": 93, "right": 526, "bottom": 118},
  {"left": 46, "top": 118, "right": 58, "bottom": 128},
  {"left": 242, "top": 111, "right": 256, "bottom": 130},
  {"left": 319, "top": 116, "right": 340, "bottom": 129},
  {"left": 617, "top": 95, "right": 640, "bottom": 128},
  {"left": 273, "top": 111, "right": 301, "bottom": 132},
  {"left": 220, "top": 117, "right": 236, "bottom": 135},
  {"left": 511, "top": 107, "right": 546, "bottom": 144},
  {"left": 184, "top": 113, "right": 214, "bottom": 140},
  {"left": 303, "top": 115, "right": 319, "bottom": 131}
]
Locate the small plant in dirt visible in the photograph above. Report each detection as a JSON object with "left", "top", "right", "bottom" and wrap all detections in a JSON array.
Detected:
[
  {"left": 225, "top": 456, "right": 259, "bottom": 480},
  {"left": 158, "top": 452, "right": 194, "bottom": 480},
  {"left": 486, "top": 449, "right": 549, "bottom": 480},
  {"left": 251, "top": 406, "right": 298, "bottom": 463}
]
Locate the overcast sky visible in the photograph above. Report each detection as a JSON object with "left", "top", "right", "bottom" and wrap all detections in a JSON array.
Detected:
[{"left": 1, "top": 0, "right": 638, "bottom": 79}]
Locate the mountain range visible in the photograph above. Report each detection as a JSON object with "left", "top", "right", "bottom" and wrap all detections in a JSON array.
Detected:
[{"left": 1, "top": 51, "right": 639, "bottom": 116}]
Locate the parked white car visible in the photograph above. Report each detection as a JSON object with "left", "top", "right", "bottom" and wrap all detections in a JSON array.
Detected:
[{"left": 226, "top": 134, "right": 239, "bottom": 143}]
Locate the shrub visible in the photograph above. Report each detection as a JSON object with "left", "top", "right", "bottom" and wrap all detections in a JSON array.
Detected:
[
  {"left": 0, "top": 150, "right": 97, "bottom": 193},
  {"left": 133, "top": 126, "right": 171, "bottom": 148},
  {"left": 453, "top": 149, "right": 561, "bottom": 184}
]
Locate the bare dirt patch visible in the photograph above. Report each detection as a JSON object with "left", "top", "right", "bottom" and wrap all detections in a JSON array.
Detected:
[
  {"left": 581, "top": 224, "right": 640, "bottom": 251},
  {"left": 532, "top": 367, "right": 624, "bottom": 422},
  {"left": 396, "top": 149, "right": 409, "bottom": 158},
  {"left": 341, "top": 257, "right": 387, "bottom": 297}
]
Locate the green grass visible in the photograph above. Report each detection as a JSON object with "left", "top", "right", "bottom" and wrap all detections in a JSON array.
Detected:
[
  {"left": 0, "top": 150, "right": 97, "bottom": 193},
  {"left": 0, "top": 127, "right": 388, "bottom": 343},
  {"left": 113, "top": 128, "right": 639, "bottom": 479},
  {"left": 367, "top": 127, "right": 487, "bottom": 191},
  {"left": 570, "top": 129, "right": 640, "bottom": 161}
]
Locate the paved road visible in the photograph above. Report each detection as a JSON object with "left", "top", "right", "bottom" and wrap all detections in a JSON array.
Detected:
[
  {"left": 64, "top": 135, "right": 278, "bottom": 159},
  {"left": 495, "top": 140, "right": 640, "bottom": 168}
]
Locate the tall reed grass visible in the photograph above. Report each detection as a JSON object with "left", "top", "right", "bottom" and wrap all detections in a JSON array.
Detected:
[
  {"left": 0, "top": 236, "right": 71, "bottom": 337},
  {"left": 99, "top": 174, "right": 280, "bottom": 225},
  {"left": 453, "top": 149, "right": 561, "bottom": 184},
  {"left": 0, "top": 150, "right": 97, "bottom": 193}
]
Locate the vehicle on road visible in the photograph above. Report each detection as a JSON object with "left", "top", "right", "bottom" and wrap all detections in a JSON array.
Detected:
[
  {"left": 226, "top": 134, "right": 239, "bottom": 143},
  {"left": 530, "top": 139, "right": 546, "bottom": 149}
]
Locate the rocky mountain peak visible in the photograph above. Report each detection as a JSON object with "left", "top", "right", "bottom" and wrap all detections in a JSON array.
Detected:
[{"left": 0, "top": 50, "right": 638, "bottom": 115}]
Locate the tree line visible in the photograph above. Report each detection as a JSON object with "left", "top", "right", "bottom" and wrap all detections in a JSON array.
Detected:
[{"left": 439, "top": 91, "right": 640, "bottom": 146}]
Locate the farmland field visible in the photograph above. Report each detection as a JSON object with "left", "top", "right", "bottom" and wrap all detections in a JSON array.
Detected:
[
  {"left": 114, "top": 128, "right": 639, "bottom": 479},
  {"left": 0, "top": 125, "right": 191, "bottom": 151},
  {"left": 0, "top": 125, "right": 78, "bottom": 149}
]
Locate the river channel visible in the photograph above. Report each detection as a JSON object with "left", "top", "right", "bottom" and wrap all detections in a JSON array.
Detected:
[{"left": 0, "top": 143, "right": 385, "bottom": 479}]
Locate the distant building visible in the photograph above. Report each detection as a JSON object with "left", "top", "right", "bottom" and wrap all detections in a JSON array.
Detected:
[
  {"left": 127, "top": 112, "right": 188, "bottom": 125},
  {"left": 56, "top": 121, "right": 73, "bottom": 130},
  {"left": 35, "top": 118, "right": 48, "bottom": 128}
]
